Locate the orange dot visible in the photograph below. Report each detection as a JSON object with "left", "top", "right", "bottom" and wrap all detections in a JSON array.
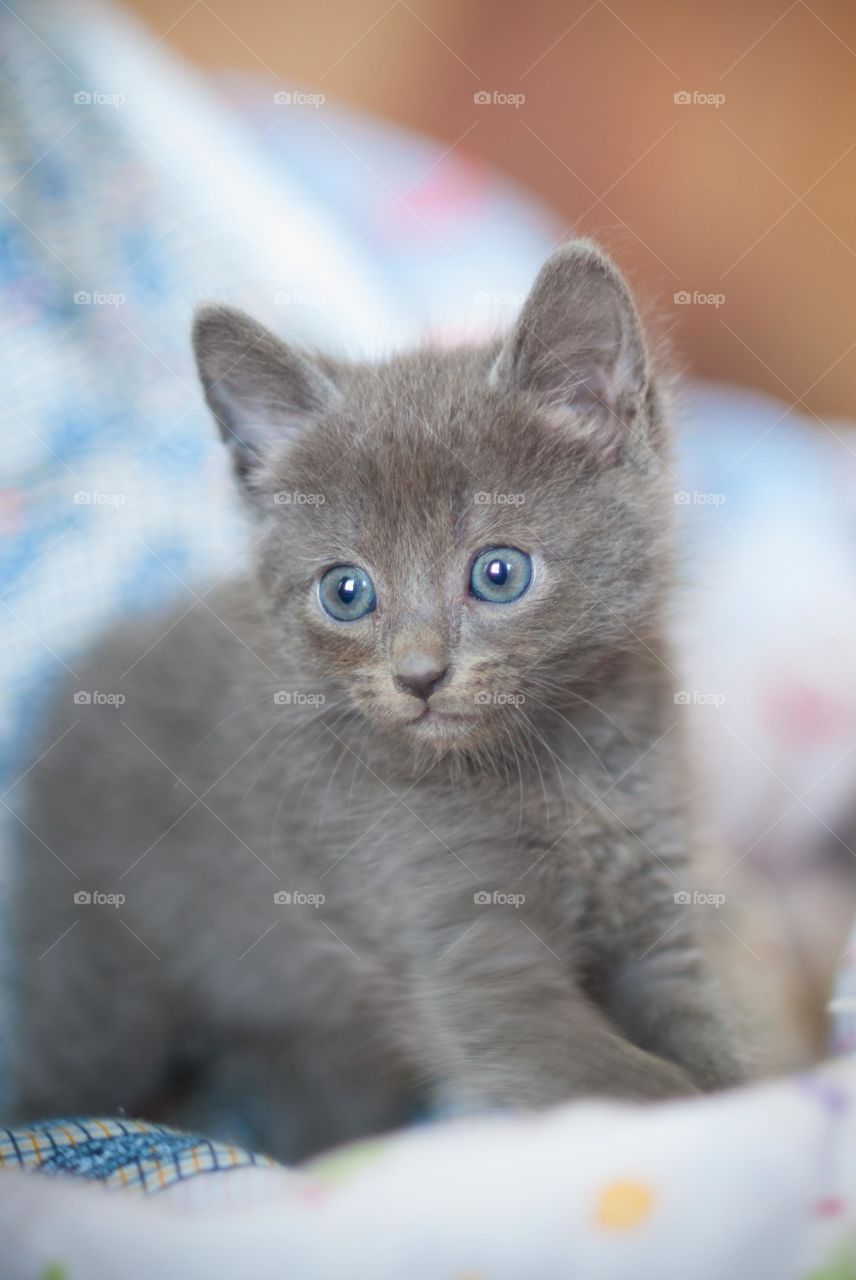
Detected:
[{"left": 594, "top": 1179, "right": 655, "bottom": 1230}]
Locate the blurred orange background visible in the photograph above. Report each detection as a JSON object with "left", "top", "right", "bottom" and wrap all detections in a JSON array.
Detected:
[{"left": 126, "top": 0, "right": 856, "bottom": 419}]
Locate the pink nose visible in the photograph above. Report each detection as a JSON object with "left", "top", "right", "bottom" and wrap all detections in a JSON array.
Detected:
[{"left": 394, "top": 653, "right": 448, "bottom": 701}]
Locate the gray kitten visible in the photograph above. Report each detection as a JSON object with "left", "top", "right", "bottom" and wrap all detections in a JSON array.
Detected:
[{"left": 5, "top": 241, "right": 746, "bottom": 1160}]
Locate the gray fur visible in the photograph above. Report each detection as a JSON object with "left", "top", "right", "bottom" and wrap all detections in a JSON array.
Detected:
[{"left": 4, "top": 241, "right": 746, "bottom": 1160}]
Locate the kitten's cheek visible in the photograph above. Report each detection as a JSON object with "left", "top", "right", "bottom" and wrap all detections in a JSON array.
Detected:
[{"left": 297, "top": 612, "right": 376, "bottom": 670}]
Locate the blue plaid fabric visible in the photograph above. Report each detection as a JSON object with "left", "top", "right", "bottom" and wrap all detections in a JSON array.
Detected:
[{"left": 0, "top": 1117, "right": 276, "bottom": 1193}]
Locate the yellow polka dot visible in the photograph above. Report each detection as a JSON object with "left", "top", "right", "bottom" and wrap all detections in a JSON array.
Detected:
[{"left": 594, "top": 1179, "right": 655, "bottom": 1230}]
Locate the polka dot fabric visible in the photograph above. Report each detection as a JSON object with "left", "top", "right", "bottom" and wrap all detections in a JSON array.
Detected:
[{"left": 2, "top": 1059, "right": 855, "bottom": 1278}]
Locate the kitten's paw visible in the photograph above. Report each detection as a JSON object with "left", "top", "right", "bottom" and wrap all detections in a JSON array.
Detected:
[{"left": 580, "top": 1047, "right": 701, "bottom": 1104}]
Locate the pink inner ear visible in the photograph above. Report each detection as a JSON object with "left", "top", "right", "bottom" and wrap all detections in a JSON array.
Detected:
[
  {"left": 561, "top": 361, "right": 620, "bottom": 413},
  {"left": 544, "top": 347, "right": 644, "bottom": 423},
  {"left": 492, "top": 245, "right": 649, "bottom": 431}
]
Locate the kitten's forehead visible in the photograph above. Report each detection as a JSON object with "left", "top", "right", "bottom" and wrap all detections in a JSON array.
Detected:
[
  {"left": 283, "top": 352, "right": 548, "bottom": 565},
  {"left": 287, "top": 440, "right": 522, "bottom": 570},
  {"left": 343, "top": 345, "right": 495, "bottom": 417},
  {"left": 273, "top": 346, "right": 640, "bottom": 592}
]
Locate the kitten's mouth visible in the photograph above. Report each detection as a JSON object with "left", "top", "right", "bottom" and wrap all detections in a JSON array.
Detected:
[{"left": 408, "top": 706, "right": 479, "bottom": 734}]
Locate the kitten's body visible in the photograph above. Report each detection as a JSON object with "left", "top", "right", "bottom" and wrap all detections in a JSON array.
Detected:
[{"left": 6, "top": 245, "right": 746, "bottom": 1159}]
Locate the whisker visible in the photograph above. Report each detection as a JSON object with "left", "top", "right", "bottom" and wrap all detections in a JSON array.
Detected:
[
  {"left": 314, "top": 714, "right": 360, "bottom": 835},
  {"left": 522, "top": 690, "right": 611, "bottom": 778},
  {"left": 189, "top": 691, "right": 276, "bottom": 755},
  {"left": 238, "top": 694, "right": 350, "bottom": 810},
  {"left": 523, "top": 674, "right": 641, "bottom": 750},
  {"left": 505, "top": 723, "right": 525, "bottom": 841},
  {"left": 527, "top": 717, "right": 551, "bottom": 826},
  {"left": 515, "top": 709, "right": 600, "bottom": 809},
  {"left": 518, "top": 706, "right": 570, "bottom": 827}
]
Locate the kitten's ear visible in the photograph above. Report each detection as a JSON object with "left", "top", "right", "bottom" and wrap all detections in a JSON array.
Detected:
[
  {"left": 192, "top": 305, "right": 336, "bottom": 487},
  {"left": 492, "top": 240, "right": 648, "bottom": 437}
]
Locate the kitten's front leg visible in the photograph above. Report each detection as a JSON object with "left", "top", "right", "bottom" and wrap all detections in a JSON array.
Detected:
[
  {"left": 405, "top": 911, "right": 697, "bottom": 1114},
  {"left": 608, "top": 926, "right": 749, "bottom": 1092}
]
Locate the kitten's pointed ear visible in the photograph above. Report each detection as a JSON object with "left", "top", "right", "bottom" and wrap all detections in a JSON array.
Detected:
[
  {"left": 492, "top": 241, "right": 648, "bottom": 437},
  {"left": 192, "top": 305, "right": 336, "bottom": 487}
]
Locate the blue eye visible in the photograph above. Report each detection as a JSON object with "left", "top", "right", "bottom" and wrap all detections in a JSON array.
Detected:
[
  {"left": 319, "top": 565, "right": 377, "bottom": 621},
  {"left": 469, "top": 546, "right": 532, "bottom": 604}
]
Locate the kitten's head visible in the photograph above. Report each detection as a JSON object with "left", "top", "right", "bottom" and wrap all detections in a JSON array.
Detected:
[{"left": 193, "top": 241, "right": 673, "bottom": 760}]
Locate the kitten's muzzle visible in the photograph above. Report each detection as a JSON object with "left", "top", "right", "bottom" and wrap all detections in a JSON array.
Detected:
[{"left": 393, "top": 652, "right": 449, "bottom": 702}]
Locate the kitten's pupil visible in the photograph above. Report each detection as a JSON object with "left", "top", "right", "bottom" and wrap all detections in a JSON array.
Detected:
[
  {"left": 338, "top": 576, "right": 357, "bottom": 604},
  {"left": 487, "top": 559, "right": 509, "bottom": 586}
]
